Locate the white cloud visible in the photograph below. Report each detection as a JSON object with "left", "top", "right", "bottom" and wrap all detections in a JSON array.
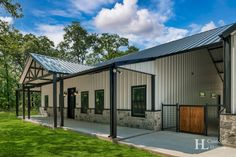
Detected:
[
  {"left": 94, "top": 0, "right": 185, "bottom": 48},
  {"left": 0, "top": 16, "right": 13, "bottom": 24},
  {"left": 189, "top": 21, "right": 225, "bottom": 35},
  {"left": 156, "top": 0, "right": 174, "bottom": 23},
  {"left": 70, "top": 0, "right": 115, "bottom": 14},
  {"left": 36, "top": 24, "right": 65, "bottom": 46},
  {"left": 218, "top": 20, "right": 225, "bottom": 26},
  {"left": 49, "top": 9, "right": 78, "bottom": 18},
  {"left": 154, "top": 27, "right": 188, "bottom": 45},
  {"left": 200, "top": 21, "right": 216, "bottom": 32},
  {"left": 188, "top": 23, "right": 202, "bottom": 35}
]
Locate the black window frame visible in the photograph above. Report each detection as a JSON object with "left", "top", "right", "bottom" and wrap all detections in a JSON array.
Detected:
[
  {"left": 95, "top": 89, "right": 104, "bottom": 114},
  {"left": 81, "top": 91, "right": 89, "bottom": 114},
  {"left": 131, "top": 85, "right": 146, "bottom": 118},
  {"left": 44, "top": 95, "right": 49, "bottom": 109}
]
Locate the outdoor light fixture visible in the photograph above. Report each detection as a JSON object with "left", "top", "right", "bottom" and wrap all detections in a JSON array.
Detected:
[
  {"left": 211, "top": 93, "right": 217, "bottom": 99},
  {"left": 63, "top": 92, "right": 67, "bottom": 97},
  {"left": 113, "top": 68, "right": 117, "bottom": 73},
  {"left": 199, "top": 92, "right": 206, "bottom": 97},
  {"left": 113, "top": 68, "right": 122, "bottom": 75},
  {"left": 74, "top": 90, "right": 79, "bottom": 96}
]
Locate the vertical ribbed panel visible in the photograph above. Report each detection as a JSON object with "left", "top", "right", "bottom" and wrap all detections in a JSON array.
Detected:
[
  {"left": 120, "top": 61, "right": 155, "bottom": 75},
  {"left": 41, "top": 49, "right": 223, "bottom": 112},
  {"left": 231, "top": 33, "right": 236, "bottom": 114},
  {"left": 116, "top": 69, "right": 152, "bottom": 110},
  {"left": 155, "top": 49, "right": 223, "bottom": 110},
  {"left": 41, "top": 70, "right": 110, "bottom": 109}
]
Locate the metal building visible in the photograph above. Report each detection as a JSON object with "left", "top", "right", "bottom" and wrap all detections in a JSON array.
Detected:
[{"left": 17, "top": 23, "right": 236, "bottom": 140}]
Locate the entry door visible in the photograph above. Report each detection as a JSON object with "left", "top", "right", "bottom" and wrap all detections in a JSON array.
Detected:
[{"left": 68, "top": 88, "right": 76, "bottom": 119}]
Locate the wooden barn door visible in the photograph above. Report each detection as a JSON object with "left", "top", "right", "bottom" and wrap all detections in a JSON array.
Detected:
[{"left": 179, "top": 105, "right": 205, "bottom": 134}]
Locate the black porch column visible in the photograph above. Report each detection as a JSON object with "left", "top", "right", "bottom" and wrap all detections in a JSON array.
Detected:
[
  {"left": 16, "top": 90, "right": 19, "bottom": 117},
  {"left": 27, "top": 88, "right": 31, "bottom": 119},
  {"left": 53, "top": 73, "right": 57, "bottom": 128},
  {"left": 224, "top": 37, "right": 231, "bottom": 113},
  {"left": 59, "top": 79, "right": 64, "bottom": 127},
  {"left": 151, "top": 75, "right": 155, "bottom": 111},
  {"left": 110, "top": 66, "right": 117, "bottom": 139},
  {"left": 22, "top": 85, "right": 25, "bottom": 119}
]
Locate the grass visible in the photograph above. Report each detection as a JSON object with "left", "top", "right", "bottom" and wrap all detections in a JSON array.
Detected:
[{"left": 0, "top": 112, "right": 160, "bottom": 157}]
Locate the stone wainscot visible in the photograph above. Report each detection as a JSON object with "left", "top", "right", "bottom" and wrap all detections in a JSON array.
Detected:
[
  {"left": 42, "top": 107, "right": 161, "bottom": 131},
  {"left": 220, "top": 114, "right": 236, "bottom": 147}
]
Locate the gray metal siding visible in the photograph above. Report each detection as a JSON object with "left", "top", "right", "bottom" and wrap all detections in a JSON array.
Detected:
[
  {"left": 120, "top": 49, "right": 223, "bottom": 110},
  {"left": 41, "top": 71, "right": 110, "bottom": 109},
  {"left": 41, "top": 49, "right": 223, "bottom": 112},
  {"left": 155, "top": 49, "right": 223, "bottom": 109},
  {"left": 117, "top": 69, "right": 151, "bottom": 110},
  {"left": 231, "top": 33, "right": 236, "bottom": 114}
]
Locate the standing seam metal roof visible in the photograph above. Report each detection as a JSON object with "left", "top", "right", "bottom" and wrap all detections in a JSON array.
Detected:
[
  {"left": 29, "top": 23, "right": 235, "bottom": 78},
  {"left": 97, "top": 23, "right": 234, "bottom": 67},
  {"left": 30, "top": 53, "right": 93, "bottom": 74}
]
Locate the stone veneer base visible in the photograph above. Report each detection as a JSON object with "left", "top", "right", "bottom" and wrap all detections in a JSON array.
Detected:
[
  {"left": 220, "top": 114, "right": 236, "bottom": 147},
  {"left": 41, "top": 107, "right": 161, "bottom": 131}
]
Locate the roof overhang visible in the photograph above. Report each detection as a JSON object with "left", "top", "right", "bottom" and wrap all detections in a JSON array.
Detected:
[
  {"left": 19, "top": 53, "right": 93, "bottom": 87},
  {"left": 63, "top": 42, "right": 223, "bottom": 80},
  {"left": 220, "top": 23, "right": 236, "bottom": 38},
  {"left": 19, "top": 55, "right": 55, "bottom": 86}
]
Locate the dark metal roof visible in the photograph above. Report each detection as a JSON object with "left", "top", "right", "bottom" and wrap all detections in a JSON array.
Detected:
[
  {"left": 98, "top": 23, "right": 235, "bottom": 67},
  {"left": 30, "top": 53, "right": 93, "bottom": 74}
]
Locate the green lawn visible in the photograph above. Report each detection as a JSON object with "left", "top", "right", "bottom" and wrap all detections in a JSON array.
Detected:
[{"left": 0, "top": 112, "right": 160, "bottom": 157}]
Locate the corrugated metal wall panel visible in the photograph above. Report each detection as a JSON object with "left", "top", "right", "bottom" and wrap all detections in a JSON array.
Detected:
[
  {"left": 231, "top": 33, "right": 236, "bottom": 114},
  {"left": 41, "top": 49, "right": 223, "bottom": 112},
  {"left": 41, "top": 71, "right": 110, "bottom": 109},
  {"left": 155, "top": 49, "right": 223, "bottom": 110},
  {"left": 116, "top": 69, "right": 152, "bottom": 110},
  {"left": 120, "top": 61, "right": 155, "bottom": 75}
]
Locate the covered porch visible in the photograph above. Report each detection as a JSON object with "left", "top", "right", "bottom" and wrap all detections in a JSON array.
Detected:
[{"left": 17, "top": 53, "right": 154, "bottom": 139}]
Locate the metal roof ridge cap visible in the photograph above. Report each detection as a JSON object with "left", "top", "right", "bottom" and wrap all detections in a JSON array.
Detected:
[{"left": 220, "top": 23, "right": 236, "bottom": 38}]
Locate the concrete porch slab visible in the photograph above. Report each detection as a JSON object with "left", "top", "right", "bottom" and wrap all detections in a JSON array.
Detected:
[
  {"left": 121, "top": 131, "right": 219, "bottom": 156},
  {"left": 27, "top": 116, "right": 153, "bottom": 139},
  {"left": 24, "top": 116, "right": 236, "bottom": 157}
]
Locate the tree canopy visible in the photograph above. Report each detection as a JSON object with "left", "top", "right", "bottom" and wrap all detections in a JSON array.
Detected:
[
  {"left": 0, "top": 0, "right": 23, "bottom": 18},
  {"left": 58, "top": 22, "right": 138, "bottom": 65}
]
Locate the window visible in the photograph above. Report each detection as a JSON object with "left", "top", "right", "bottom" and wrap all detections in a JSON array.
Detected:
[
  {"left": 81, "top": 91, "right": 89, "bottom": 113},
  {"left": 95, "top": 90, "right": 104, "bottom": 114},
  {"left": 44, "top": 95, "right": 49, "bottom": 109},
  {"left": 131, "top": 85, "right": 146, "bottom": 117}
]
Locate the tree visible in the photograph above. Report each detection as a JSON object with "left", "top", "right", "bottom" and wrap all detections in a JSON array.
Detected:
[
  {"left": 0, "top": 0, "right": 23, "bottom": 18},
  {"left": 86, "top": 33, "right": 139, "bottom": 65},
  {"left": 19, "top": 34, "right": 58, "bottom": 68},
  {"left": 0, "top": 20, "right": 59, "bottom": 109},
  {"left": 58, "top": 21, "right": 96, "bottom": 64}
]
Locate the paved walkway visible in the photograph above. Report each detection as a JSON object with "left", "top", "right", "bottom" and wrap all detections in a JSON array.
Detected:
[{"left": 25, "top": 116, "right": 236, "bottom": 157}]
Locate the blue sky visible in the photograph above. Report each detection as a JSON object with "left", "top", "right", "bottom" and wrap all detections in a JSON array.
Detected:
[{"left": 1, "top": 0, "right": 236, "bottom": 49}]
